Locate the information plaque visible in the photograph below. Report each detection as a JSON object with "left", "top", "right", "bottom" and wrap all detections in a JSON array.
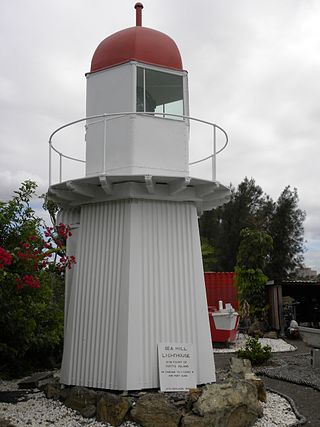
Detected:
[{"left": 158, "top": 343, "right": 196, "bottom": 392}]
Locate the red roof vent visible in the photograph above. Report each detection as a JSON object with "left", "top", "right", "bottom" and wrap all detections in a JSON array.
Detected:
[
  {"left": 135, "top": 2, "right": 143, "bottom": 26},
  {"left": 90, "top": 3, "right": 183, "bottom": 73}
]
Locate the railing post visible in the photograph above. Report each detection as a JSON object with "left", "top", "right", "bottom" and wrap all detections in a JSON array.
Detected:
[
  {"left": 49, "top": 140, "right": 52, "bottom": 186},
  {"left": 59, "top": 154, "right": 62, "bottom": 183},
  {"left": 103, "top": 115, "right": 107, "bottom": 175},
  {"left": 212, "top": 125, "right": 217, "bottom": 181}
]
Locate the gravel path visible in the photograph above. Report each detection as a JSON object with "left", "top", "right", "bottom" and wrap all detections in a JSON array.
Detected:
[
  {"left": 262, "top": 377, "right": 320, "bottom": 427},
  {"left": 255, "top": 352, "right": 320, "bottom": 391}
]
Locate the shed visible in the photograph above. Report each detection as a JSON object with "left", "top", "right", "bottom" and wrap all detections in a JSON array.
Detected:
[{"left": 267, "top": 279, "right": 320, "bottom": 335}]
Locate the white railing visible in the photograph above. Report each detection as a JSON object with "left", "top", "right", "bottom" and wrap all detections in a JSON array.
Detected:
[{"left": 48, "top": 112, "right": 228, "bottom": 186}]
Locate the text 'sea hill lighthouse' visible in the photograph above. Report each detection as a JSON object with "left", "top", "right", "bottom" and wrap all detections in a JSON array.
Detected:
[{"left": 48, "top": 4, "right": 230, "bottom": 390}]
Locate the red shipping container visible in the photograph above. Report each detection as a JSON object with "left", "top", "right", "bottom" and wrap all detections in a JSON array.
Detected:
[{"left": 204, "top": 272, "right": 239, "bottom": 310}]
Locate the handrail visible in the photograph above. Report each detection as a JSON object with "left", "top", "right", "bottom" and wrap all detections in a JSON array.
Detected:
[{"left": 48, "top": 112, "right": 228, "bottom": 185}]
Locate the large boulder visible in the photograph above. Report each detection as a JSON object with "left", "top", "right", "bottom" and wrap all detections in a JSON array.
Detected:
[
  {"left": 181, "top": 414, "right": 207, "bottom": 426},
  {"left": 96, "top": 392, "right": 130, "bottom": 426},
  {"left": 43, "top": 382, "right": 62, "bottom": 400},
  {"left": 192, "top": 380, "right": 262, "bottom": 427},
  {"left": 186, "top": 388, "right": 203, "bottom": 411},
  {"left": 244, "top": 373, "right": 267, "bottom": 403},
  {"left": 230, "top": 357, "right": 266, "bottom": 402},
  {"left": 64, "top": 386, "right": 97, "bottom": 417},
  {"left": 130, "top": 393, "right": 181, "bottom": 427}
]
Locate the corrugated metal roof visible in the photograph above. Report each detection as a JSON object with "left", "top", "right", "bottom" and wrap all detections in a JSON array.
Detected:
[{"left": 267, "top": 279, "right": 320, "bottom": 286}]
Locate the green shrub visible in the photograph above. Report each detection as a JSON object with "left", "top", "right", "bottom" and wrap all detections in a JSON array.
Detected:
[
  {"left": 0, "top": 181, "right": 66, "bottom": 377},
  {"left": 0, "top": 265, "right": 65, "bottom": 376},
  {"left": 236, "top": 337, "right": 271, "bottom": 365}
]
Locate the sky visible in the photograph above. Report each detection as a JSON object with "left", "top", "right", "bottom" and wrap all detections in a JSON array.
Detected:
[{"left": 1, "top": 0, "right": 319, "bottom": 272}]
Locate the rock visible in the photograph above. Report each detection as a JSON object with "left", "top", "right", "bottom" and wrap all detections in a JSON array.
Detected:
[
  {"left": 186, "top": 388, "right": 203, "bottom": 411},
  {"left": 230, "top": 357, "right": 252, "bottom": 378},
  {"left": 230, "top": 357, "right": 267, "bottom": 402},
  {"left": 0, "top": 390, "right": 34, "bottom": 404},
  {"left": 244, "top": 373, "right": 267, "bottom": 402},
  {"left": 64, "top": 386, "right": 97, "bottom": 417},
  {"left": 18, "top": 371, "right": 54, "bottom": 389},
  {"left": 227, "top": 404, "right": 259, "bottom": 427},
  {"left": 173, "top": 399, "right": 186, "bottom": 407},
  {"left": 188, "top": 388, "right": 202, "bottom": 402},
  {"left": 43, "top": 382, "right": 62, "bottom": 400},
  {"left": 0, "top": 418, "right": 16, "bottom": 427},
  {"left": 38, "top": 377, "right": 59, "bottom": 390},
  {"left": 81, "top": 404, "right": 97, "bottom": 418},
  {"left": 96, "top": 392, "right": 130, "bottom": 426},
  {"left": 248, "top": 321, "right": 264, "bottom": 338},
  {"left": 192, "top": 379, "right": 262, "bottom": 427},
  {"left": 263, "top": 331, "right": 278, "bottom": 339},
  {"left": 130, "top": 393, "right": 181, "bottom": 427},
  {"left": 181, "top": 414, "right": 207, "bottom": 426},
  {"left": 59, "top": 387, "right": 70, "bottom": 402},
  {"left": 181, "top": 414, "right": 208, "bottom": 427}
]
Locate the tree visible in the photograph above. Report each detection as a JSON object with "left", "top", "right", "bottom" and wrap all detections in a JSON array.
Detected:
[
  {"left": 199, "top": 177, "right": 274, "bottom": 271},
  {"left": 235, "top": 228, "right": 273, "bottom": 319},
  {"left": 236, "top": 228, "right": 273, "bottom": 271},
  {"left": 266, "top": 186, "right": 305, "bottom": 278},
  {"left": 201, "top": 238, "right": 216, "bottom": 271},
  {"left": 199, "top": 178, "right": 305, "bottom": 279},
  {"left": 0, "top": 180, "right": 40, "bottom": 249}
]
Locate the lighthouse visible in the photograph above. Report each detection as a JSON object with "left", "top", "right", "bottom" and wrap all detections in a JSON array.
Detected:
[{"left": 48, "top": 3, "right": 230, "bottom": 390}]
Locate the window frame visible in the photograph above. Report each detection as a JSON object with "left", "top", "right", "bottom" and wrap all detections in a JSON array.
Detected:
[{"left": 135, "top": 64, "right": 186, "bottom": 121}]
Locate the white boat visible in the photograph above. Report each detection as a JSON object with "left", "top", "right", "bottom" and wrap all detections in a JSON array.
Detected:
[{"left": 298, "top": 326, "right": 320, "bottom": 348}]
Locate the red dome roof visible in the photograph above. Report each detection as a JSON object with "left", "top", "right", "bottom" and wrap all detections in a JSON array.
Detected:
[{"left": 90, "top": 26, "right": 183, "bottom": 73}]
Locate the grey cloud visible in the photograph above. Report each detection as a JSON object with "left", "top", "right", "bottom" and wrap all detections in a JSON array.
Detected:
[{"left": 0, "top": 0, "right": 319, "bottom": 272}]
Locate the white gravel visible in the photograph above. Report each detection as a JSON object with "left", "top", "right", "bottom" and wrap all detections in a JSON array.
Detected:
[
  {"left": 255, "top": 392, "right": 299, "bottom": 426},
  {"left": 0, "top": 392, "right": 106, "bottom": 426},
  {"left": 0, "top": 379, "right": 19, "bottom": 392},
  {"left": 213, "top": 334, "right": 296, "bottom": 353},
  {"left": 0, "top": 378, "right": 139, "bottom": 427},
  {"left": 0, "top": 381, "right": 299, "bottom": 427}
]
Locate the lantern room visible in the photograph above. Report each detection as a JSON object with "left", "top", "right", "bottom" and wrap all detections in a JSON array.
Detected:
[{"left": 85, "top": 3, "right": 190, "bottom": 178}]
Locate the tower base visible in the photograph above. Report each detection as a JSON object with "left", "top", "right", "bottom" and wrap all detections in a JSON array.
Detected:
[{"left": 61, "top": 198, "right": 215, "bottom": 390}]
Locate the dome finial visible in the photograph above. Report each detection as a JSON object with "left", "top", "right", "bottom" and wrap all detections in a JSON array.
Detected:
[{"left": 135, "top": 3, "right": 143, "bottom": 26}]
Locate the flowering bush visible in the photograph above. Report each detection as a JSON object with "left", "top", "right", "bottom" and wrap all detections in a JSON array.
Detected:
[
  {"left": 0, "top": 222, "right": 76, "bottom": 292},
  {"left": 0, "top": 181, "right": 75, "bottom": 375},
  {"left": 0, "top": 248, "right": 12, "bottom": 269}
]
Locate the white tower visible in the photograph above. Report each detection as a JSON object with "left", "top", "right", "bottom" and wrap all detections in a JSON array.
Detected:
[{"left": 48, "top": 3, "right": 230, "bottom": 390}]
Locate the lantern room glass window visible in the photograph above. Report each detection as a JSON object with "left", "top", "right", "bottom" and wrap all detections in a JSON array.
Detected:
[{"left": 136, "top": 67, "right": 184, "bottom": 119}]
